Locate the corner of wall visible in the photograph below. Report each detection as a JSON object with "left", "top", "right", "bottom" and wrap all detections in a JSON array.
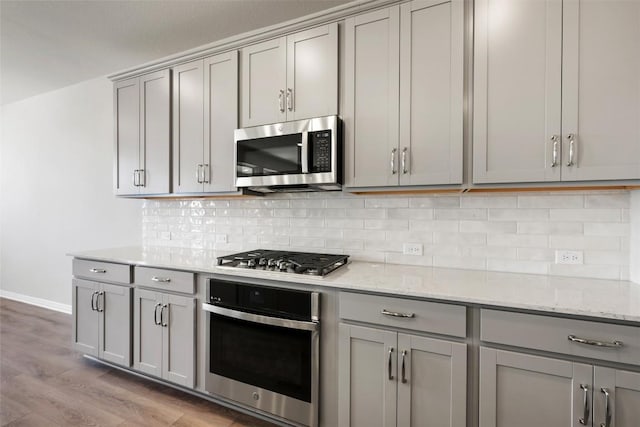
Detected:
[{"left": 630, "top": 190, "right": 640, "bottom": 284}]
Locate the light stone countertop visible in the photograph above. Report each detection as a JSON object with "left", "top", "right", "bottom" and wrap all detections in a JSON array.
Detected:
[{"left": 69, "top": 246, "right": 640, "bottom": 323}]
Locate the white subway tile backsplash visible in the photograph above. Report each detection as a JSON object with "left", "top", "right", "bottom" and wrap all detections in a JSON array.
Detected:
[
  {"left": 489, "top": 208, "right": 549, "bottom": 221},
  {"left": 517, "top": 222, "right": 583, "bottom": 235},
  {"left": 460, "top": 220, "right": 517, "bottom": 234},
  {"left": 585, "top": 193, "right": 631, "bottom": 209},
  {"left": 517, "top": 195, "right": 584, "bottom": 208},
  {"left": 549, "top": 235, "right": 621, "bottom": 251},
  {"left": 550, "top": 209, "right": 622, "bottom": 222},
  {"left": 142, "top": 191, "right": 633, "bottom": 281},
  {"left": 460, "top": 196, "right": 517, "bottom": 208}
]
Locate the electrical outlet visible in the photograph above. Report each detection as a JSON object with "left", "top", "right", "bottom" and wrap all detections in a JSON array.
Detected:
[
  {"left": 555, "top": 250, "right": 583, "bottom": 265},
  {"left": 403, "top": 243, "right": 423, "bottom": 256},
  {"left": 216, "top": 234, "right": 228, "bottom": 243}
]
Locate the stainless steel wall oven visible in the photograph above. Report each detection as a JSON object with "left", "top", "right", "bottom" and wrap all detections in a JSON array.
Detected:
[{"left": 202, "top": 278, "right": 320, "bottom": 427}]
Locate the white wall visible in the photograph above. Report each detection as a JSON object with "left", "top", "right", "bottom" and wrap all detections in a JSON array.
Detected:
[
  {"left": 631, "top": 190, "right": 640, "bottom": 284},
  {"left": 0, "top": 77, "right": 142, "bottom": 310}
]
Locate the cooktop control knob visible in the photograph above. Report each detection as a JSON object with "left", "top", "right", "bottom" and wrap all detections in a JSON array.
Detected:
[{"left": 247, "top": 259, "right": 256, "bottom": 268}]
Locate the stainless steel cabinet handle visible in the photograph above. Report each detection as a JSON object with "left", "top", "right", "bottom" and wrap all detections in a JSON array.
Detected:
[
  {"left": 154, "top": 302, "right": 162, "bottom": 326},
  {"left": 89, "top": 268, "right": 106, "bottom": 274},
  {"left": 161, "top": 304, "right": 168, "bottom": 327},
  {"left": 286, "top": 88, "right": 293, "bottom": 111},
  {"left": 91, "top": 291, "right": 99, "bottom": 311},
  {"left": 196, "top": 164, "right": 203, "bottom": 183},
  {"left": 401, "top": 350, "right": 407, "bottom": 383},
  {"left": 97, "top": 291, "right": 105, "bottom": 313},
  {"left": 579, "top": 384, "right": 590, "bottom": 425},
  {"left": 133, "top": 170, "right": 138, "bottom": 187},
  {"left": 390, "top": 148, "right": 397, "bottom": 175},
  {"left": 203, "top": 164, "right": 210, "bottom": 184},
  {"left": 600, "top": 388, "right": 611, "bottom": 427},
  {"left": 278, "top": 90, "right": 285, "bottom": 112},
  {"left": 381, "top": 309, "right": 415, "bottom": 318},
  {"left": 568, "top": 335, "right": 623, "bottom": 349},
  {"left": 401, "top": 147, "right": 408, "bottom": 174},
  {"left": 388, "top": 347, "right": 394, "bottom": 380},
  {"left": 151, "top": 276, "right": 171, "bottom": 283},
  {"left": 566, "top": 133, "right": 576, "bottom": 166},
  {"left": 550, "top": 135, "right": 559, "bottom": 167},
  {"left": 138, "top": 169, "right": 145, "bottom": 187}
]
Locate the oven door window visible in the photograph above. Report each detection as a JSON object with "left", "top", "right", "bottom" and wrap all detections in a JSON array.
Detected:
[
  {"left": 236, "top": 134, "right": 302, "bottom": 177},
  {"left": 210, "top": 313, "right": 312, "bottom": 402}
]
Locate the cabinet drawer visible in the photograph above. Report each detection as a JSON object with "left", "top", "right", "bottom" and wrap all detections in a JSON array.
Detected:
[
  {"left": 339, "top": 292, "right": 466, "bottom": 338},
  {"left": 135, "top": 267, "right": 195, "bottom": 294},
  {"left": 481, "top": 309, "right": 640, "bottom": 366},
  {"left": 73, "top": 258, "right": 132, "bottom": 284}
]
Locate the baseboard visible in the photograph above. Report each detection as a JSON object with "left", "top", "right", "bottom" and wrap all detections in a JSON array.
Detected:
[{"left": 0, "top": 290, "right": 72, "bottom": 314}]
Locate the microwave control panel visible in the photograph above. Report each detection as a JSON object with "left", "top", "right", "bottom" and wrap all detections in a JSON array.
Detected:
[{"left": 309, "top": 130, "right": 332, "bottom": 173}]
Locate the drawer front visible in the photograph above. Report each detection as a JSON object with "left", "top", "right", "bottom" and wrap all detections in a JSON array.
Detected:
[
  {"left": 135, "top": 266, "right": 195, "bottom": 294},
  {"left": 481, "top": 309, "right": 640, "bottom": 366},
  {"left": 339, "top": 292, "right": 466, "bottom": 338},
  {"left": 73, "top": 258, "right": 132, "bottom": 284}
]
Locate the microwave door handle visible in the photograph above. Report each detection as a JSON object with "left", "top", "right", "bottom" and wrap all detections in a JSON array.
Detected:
[{"left": 301, "top": 131, "right": 309, "bottom": 174}]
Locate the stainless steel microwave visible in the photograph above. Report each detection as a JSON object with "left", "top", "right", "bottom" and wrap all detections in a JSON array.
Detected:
[{"left": 234, "top": 116, "right": 341, "bottom": 193}]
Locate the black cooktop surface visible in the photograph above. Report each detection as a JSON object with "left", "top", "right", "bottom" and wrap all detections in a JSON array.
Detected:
[{"left": 217, "top": 249, "right": 349, "bottom": 276}]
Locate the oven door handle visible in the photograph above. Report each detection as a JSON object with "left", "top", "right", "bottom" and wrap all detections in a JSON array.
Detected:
[{"left": 202, "top": 303, "right": 319, "bottom": 332}]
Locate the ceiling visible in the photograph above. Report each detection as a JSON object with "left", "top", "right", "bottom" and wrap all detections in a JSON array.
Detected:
[{"left": 0, "top": 0, "right": 349, "bottom": 105}]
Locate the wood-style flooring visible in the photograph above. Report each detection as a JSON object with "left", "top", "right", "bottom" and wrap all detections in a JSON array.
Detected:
[{"left": 0, "top": 298, "right": 277, "bottom": 427}]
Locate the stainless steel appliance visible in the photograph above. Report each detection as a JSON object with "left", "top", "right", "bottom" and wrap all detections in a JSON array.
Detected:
[
  {"left": 202, "top": 279, "right": 320, "bottom": 427},
  {"left": 216, "top": 249, "right": 349, "bottom": 276},
  {"left": 234, "top": 115, "right": 341, "bottom": 193}
]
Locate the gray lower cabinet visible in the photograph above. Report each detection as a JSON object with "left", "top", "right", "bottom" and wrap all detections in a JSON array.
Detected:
[
  {"left": 480, "top": 348, "right": 640, "bottom": 427},
  {"left": 72, "top": 278, "right": 132, "bottom": 367},
  {"left": 133, "top": 288, "right": 195, "bottom": 388},
  {"left": 338, "top": 323, "right": 467, "bottom": 427}
]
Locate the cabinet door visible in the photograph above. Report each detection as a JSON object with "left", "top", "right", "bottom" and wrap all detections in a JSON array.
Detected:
[
  {"left": 561, "top": 0, "right": 640, "bottom": 181},
  {"left": 286, "top": 23, "right": 338, "bottom": 121},
  {"left": 140, "top": 69, "right": 171, "bottom": 194},
  {"left": 241, "top": 38, "right": 286, "bottom": 127},
  {"left": 133, "top": 288, "right": 163, "bottom": 378},
  {"left": 173, "top": 60, "right": 204, "bottom": 194},
  {"left": 99, "top": 283, "right": 132, "bottom": 367},
  {"left": 114, "top": 78, "right": 140, "bottom": 195},
  {"left": 473, "top": 0, "right": 562, "bottom": 183},
  {"left": 479, "top": 348, "right": 592, "bottom": 427},
  {"left": 397, "top": 334, "right": 466, "bottom": 427},
  {"left": 338, "top": 324, "right": 397, "bottom": 427},
  {"left": 594, "top": 367, "right": 640, "bottom": 427},
  {"left": 162, "top": 294, "right": 195, "bottom": 388},
  {"left": 72, "top": 279, "right": 99, "bottom": 356},
  {"left": 399, "top": 0, "right": 463, "bottom": 186},
  {"left": 203, "top": 51, "right": 238, "bottom": 193},
  {"left": 344, "top": 7, "right": 400, "bottom": 188}
]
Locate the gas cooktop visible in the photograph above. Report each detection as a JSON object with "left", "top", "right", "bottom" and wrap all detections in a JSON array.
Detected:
[{"left": 217, "top": 249, "right": 349, "bottom": 276}]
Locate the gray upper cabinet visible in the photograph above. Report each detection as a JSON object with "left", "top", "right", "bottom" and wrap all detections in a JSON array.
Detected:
[
  {"left": 344, "top": 0, "right": 464, "bottom": 189},
  {"left": 241, "top": 23, "right": 338, "bottom": 127},
  {"left": 474, "top": 0, "right": 640, "bottom": 184},
  {"left": 133, "top": 288, "right": 195, "bottom": 388},
  {"left": 114, "top": 70, "right": 171, "bottom": 195},
  {"left": 72, "top": 278, "right": 132, "bottom": 367},
  {"left": 173, "top": 53, "right": 238, "bottom": 194}
]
